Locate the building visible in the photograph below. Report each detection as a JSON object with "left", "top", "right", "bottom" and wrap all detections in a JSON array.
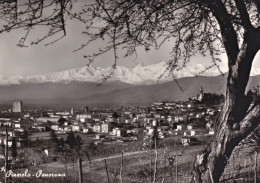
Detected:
[
  {"left": 72, "top": 125, "right": 81, "bottom": 132},
  {"left": 12, "top": 100, "right": 23, "bottom": 113},
  {"left": 0, "top": 136, "right": 21, "bottom": 147},
  {"left": 198, "top": 86, "right": 204, "bottom": 101},
  {"left": 35, "top": 117, "right": 60, "bottom": 123},
  {"left": 101, "top": 123, "right": 111, "bottom": 133},
  {"left": 93, "top": 124, "right": 101, "bottom": 133},
  {"left": 190, "top": 86, "right": 204, "bottom": 101},
  {"left": 176, "top": 124, "right": 185, "bottom": 131},
  {"left": 76, "top": 113, "right": 91, "bottom": 122}
]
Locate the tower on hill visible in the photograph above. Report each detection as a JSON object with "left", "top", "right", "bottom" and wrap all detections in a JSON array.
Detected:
[{"left": 198, "top": 86, "right": 204, "bottom": 101}]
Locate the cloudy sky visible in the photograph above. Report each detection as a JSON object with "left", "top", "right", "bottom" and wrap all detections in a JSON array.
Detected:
[
  {"left": 0, "top": 3, "right": 260, "bottom": 76},
  {"left": 0, "top": 24, "right": 226, "bottom": 76},
  {"left": 0, "top": 23, "right": 176, "bottom": 75}
]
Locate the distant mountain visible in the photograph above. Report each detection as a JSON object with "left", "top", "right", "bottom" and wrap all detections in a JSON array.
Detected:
[
  {"left": 0, "top": 81, "right": 131, "bottom": 104},
  {"left": 0, "top": 61, "right": 229, "bottom": 86},
  {"left": 1, "top": 74, "right": 259, "bottom": 106},
  {"left": 1, "top": 61, "right": 260, "bottom": 106}
]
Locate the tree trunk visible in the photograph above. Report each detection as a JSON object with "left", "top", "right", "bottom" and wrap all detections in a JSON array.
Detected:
[
  {"left": 192, "top": 32, "right": 260, "bottom": 183},
  {"left": 78, "top": 157, "right": 83, "bottom": 183},
  {"left": 254, "top": 151, "right": 258, "bottom": 183}
]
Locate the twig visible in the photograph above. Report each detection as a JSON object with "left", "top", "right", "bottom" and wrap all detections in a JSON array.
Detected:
[
  {"left": 119, "top": 151, "right": 123, "bottom": 183},
  {"left": 105, "top": 158, "right": 110, "bottom": 183}
]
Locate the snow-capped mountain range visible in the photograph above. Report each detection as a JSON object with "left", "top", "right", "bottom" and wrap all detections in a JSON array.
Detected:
[{"left": 1, "top": 61, "right": 260, "bottom": 86}]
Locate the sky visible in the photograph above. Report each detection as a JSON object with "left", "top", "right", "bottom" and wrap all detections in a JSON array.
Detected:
[
  {"left": 0, "top": 3, "right": 260, "bottom": 76},
  {"left": 0, "top": 22, "right": 228, "bottom": 76},
  {"left": 0, "top": 22, "right": 177, "bottom": 75}
]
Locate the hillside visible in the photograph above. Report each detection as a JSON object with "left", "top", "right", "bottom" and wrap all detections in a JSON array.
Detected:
[{"left": 0, "top": 73, "right": 259, "bottom": 106}]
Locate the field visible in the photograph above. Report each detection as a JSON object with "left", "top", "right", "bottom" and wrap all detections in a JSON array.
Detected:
[
  {"left": 1, "top": 131, "right": 210, "bottom": 183},
  {"left": 1, "top": 132, "right": 259, "bottom": 182},
  {"left": 3, "top": 144, "right": 202, "bottom": 183}
]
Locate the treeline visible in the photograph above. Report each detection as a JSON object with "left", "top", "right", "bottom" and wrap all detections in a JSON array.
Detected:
[{"left": 202, "top": 93, "right": 225, "bottom": 105}]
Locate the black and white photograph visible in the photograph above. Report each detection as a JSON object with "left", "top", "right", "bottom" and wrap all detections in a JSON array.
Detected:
[{"left": 0, "top": 0, "right": 260, "bottom": 182}]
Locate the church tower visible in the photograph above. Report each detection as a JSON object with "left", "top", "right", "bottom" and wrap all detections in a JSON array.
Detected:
[{"left": 198, "top": 86, "right": 204, "bottom": 101}]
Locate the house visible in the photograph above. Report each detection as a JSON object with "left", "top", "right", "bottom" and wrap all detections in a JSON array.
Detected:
[
  {"left": 184, "top": 130, "right": 196, "bottom": 136},
  {"left": 110, "top": 128, "right": 117, "bottom": 136},
  {"left": 124, "top": 119, "right": 132, "bottom": 124},
  {"left": 158, "top": 126, "right": 170, "bottom": 132},
  {"left": 187, "top": 102, "right": 195, "bottom": 108},
  {"left": 64, "top": 126, "right": 71, "bottom": 132},
  {"left": 174, "top": 116, "right": 184, "bottom": 123},
  {"left": 13, "top": 119, "right": 34, "bottom": 129},
  {"left": 153, "top": 102, "right": 163, "bottom": 106},
  {"left": 0, "top": 128, "right": 15, "bottom": 137},
  {"left": 91, "top": 113, "right": 101, "bottom": 122},
  {"left": 95, "top": 134, "right": 105, "bottom": 139},
  {"left": 76, "top": 113, "right": 92, "bottom": 122},
  {"left": 33, "top": 122, "right": 51, "bottom": 131},
  {"left": 135, "top": 113, "right": 145, "bottom": 120},
  {"left": 93, "top": 124, "right": 101, "bottom": 133},
  {"left": 14, "top": 122, "right": 21, "bottom": 129},
  {"left": 105, "top": 117, "right": 114, "bottom": 123},
  {"left": 0, "top": 136, "right": 21, "bottom": 147},
  {"left": 206, "top": 122, "right": 212, "bottom": 129},
  {"left": 187, "top": 124, "right": 194, "bottom": 130},
  {"left": 83, "top": 128, "right": 91, "bottom": 134},
  {"left": 34, "top": 125, "right": 46, "bottom": 131},
  {"left": 114, "top": 128, "right": 126, "bottom": 137},
  {"left": 153, "top": 114, "right": 161, "bottom": 119},
  {"left": 181, "top": 137, "right": 190, "bottom": 146},
  {"left": 147, "top": 128, "right": 155, "bottom": 135},
  {"left": 196, "top": 113, "right": 203, "bottom": 118},
  {"left": 72, "top": 125, "right": 81, "bottom": 132},
  {"left": 118, "top": 117, "right": 126, "bottom": 124},
  {"left": 51, "top": 124, "right": 59, "bottom": 131},
  {"left": 36, "top": 117, "right": 60, "bottom": 123},
  {"left": 132, "top": 128, "right": 143, "bottom": 135},
  {"left": 209, "top": 130, "right": 214, "bottom": 135},
  {"left": 167, "top": 116, "right": 174, "bottom": 123},
  {"left": 125, "top": 113, "right": 134, "bottom": 119},
  {"left": 144, "top": 114, "right": 155, "bottom": 123},
  {"left": 100, "top": 112, "right": 113, "bottom": 118},
  {"left": 176, "top": 124, "right": 185, "bottom": 131},
  {"left": 101, "top": 123, "right": 111, "bottom": 133}
]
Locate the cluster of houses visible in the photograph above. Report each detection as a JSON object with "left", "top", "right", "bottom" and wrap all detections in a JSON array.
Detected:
[{"left": 0, "top": 97, "right": 219, "bottom": 147}]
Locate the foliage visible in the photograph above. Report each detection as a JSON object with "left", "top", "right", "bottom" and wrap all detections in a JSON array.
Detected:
[
  {"left": 11, "top": 137, "right": 17, "bottom": 160},
  {"left": 201, "top": 93, "right": 225, "bottom": 106},
  {"left": 112, "top": 111, "right": 120, "bottom": 119},
  {"left": 75, "top": 135, "right": 83, "bottom": 154},
  {"left": 50, "top": 129, "right": 58, "bottom": 143},
  {"left": 66, "top": 131, "right": 76, "bottom": 150},
  {"left": 88, "top": 141, "right": 97, "bottom": 152},
  {"left": 143, "top": 126, "right": 161, "bottom": 149},
  {"left": 57, "top": 138, "right": 66, "bottom": 153},
  {"left": 151, "top": 126, "right": 160, "bottom": 149},
  {"left": 58, "top": 118, "right": 67, "bottom": 126},
  {"left": 20, "top": 148, "right": 44, "bottom": 166},
  {"left": 0, "top": 0, "right": 75, "bottom": 46},
  {"left": 21, "top": 129, "right": 30, "bottom": 147}
]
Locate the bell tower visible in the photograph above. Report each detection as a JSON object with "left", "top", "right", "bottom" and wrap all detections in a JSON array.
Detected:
[{"left": 198, "top": 86, "right": 204, "bottom": 101}]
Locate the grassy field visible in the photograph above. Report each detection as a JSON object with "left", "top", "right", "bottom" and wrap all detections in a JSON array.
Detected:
[
  {"left": 2, "top": 132, "right": 259, "bottom": 182},
  {"left": 1, "top": 131, "right": 208, "bottom": 183},
  {"left": 1, "top": 143, "right": 204, "bottom": 182}
]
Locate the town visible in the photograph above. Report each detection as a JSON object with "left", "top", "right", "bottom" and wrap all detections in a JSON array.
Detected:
[
  {"left": 0, "top": 87, "right": 223, "bottom": 152},
  {"left": 0, "top": 87, "right": 225, "bottom": 182}
]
